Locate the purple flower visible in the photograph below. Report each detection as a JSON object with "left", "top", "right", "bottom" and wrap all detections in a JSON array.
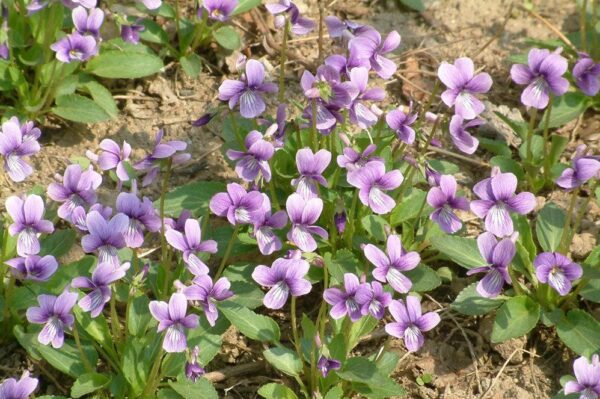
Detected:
[
  {"left": 141, "top": 0, "right": 162, "bottom": 9},
  {"left": 252, "top": 251, "right": 311, "bottom": 309},
  {"left": 350, "top": 29, "right": 401, "bottom": 79},
  {"left": 448, "top": 115, "right": 482, "bottom": 155},
  {"left": 466, "top": 232, "right": 515, "bottom": 298},
  {"left": 337, "top": 141, "right": 381, "bottom": 172},
  {"left": 226, "top": 130, "right": 275, "bottom": 182},
  {"left": 134, "top": 130, "right": 190, "bottom": 186},
  {"left": 210, "top": 183, "right": 264, "bottom": 225},
  {"left": 324, "top": 16, "right": 367, "bottom": 42},
  {"left": 426, "top": 175, "right": 469, "bottom": 234},
  {"left": 425, "top": 162, "right": 442, "bottom": 186},
  {"left": 324, "top": 54, "right": 367, "bottom": 77},
  {"left": 534, "top": 252, "right": 582, "bottom": 296},
  {"left": 564, "top": 355, "right": 600, "bottom": 399},
  {"left": 265, "top": 0, "right": 316, "bottom": 35},
  {"left": 81, "top": 211, "right": 129, "bottom": 267},
  {"left": 348, "top": 67, "right": 385, "bottom": 128},
  {"left": 47, "top": 164, "right": 102, "bottom": 220},
  {"left": 121, "top": 23, "right": 145, "bottom": 44},
  {"left": 286, "top": 193, "right": 328, "bottom": 252},
  {"left": 252, "top": 194, "right": 287, "bottom": 255},
  {"left": 470, "top": 170, "right": 536, "bottom": 237},
  {"left": 347, "top": 161, "right": 403, "bottom": 215},
  {"left": 72, "top": 262, "right": 130, "bottom": 318},
  {"left": 334, "top": 210, "right": 346, "bottom": 233},
  {"left": 149, "top": 292, "right": 199, "bottom": 353},
  {"left": 384, "top": 296, "right": 440, "bottom": 352},
  {"left": 164, "top": 209, "right": 192, "bottom": 233},
  {"left": 26, "top": 290, "right": 78, "bottom": 348},
  {"left": 50, "top": 32, "right": 97, "bottom": 63},
  {"left": 63, "top": 0, "right": 97, "bottom": 8},
  {"left": 97, "top": 139, "right": 132, "bottom": 182},
  {"left": 166, "top": 218, "right": 218, "bottom": 276},
  {"left": 5, "top": 255, "right": 58, "bottom": 282},
  {"left": 386, "top": 105, "right": 418, "bottom": 145},
  {"left": 0, "top": 42, "right": 8, "bottom": 60},
  {"left": 72, "top": 6, "right": 104, "bottom": 38},
  {"left": 71, "top": 203, "right": 112, "bottom": 231},
  {"left": 0, "top": 372, "right": 38, "bottom": 399},
  {"left": 291, "top": 148, "right": 331, "bottom": 199},
  {"left": 202, "top": 0, "right": 238, "bottom": 21},
  {"left": 6, "top": 194, "right": 54, "bottom": 256},
  {"left": 438, "top": 57, "right": 492, "bottom": 119},
  {"left": 573, "top": 53, "right": 600, "bottom": 96},
  {"left": 323, "top": 273, "right": 368, "bottom": 322},
  {"left": 364, "top": 234, "right": 419, "bottom": 293},
  {"left": 556, "top": 145, "right": 600, "bottom": 190},
  {"left": 116, "top": 193, "right": 161, "bottom": 248},
  {"left": 317, "top": 356, "right": 341, "bottom": 377},
  {"left": 192, "top": 112, "right": 217, "bottom": 127},
  {"left": 180, "top": 275, "right": 234, "bottom": 326},
  {"left": 185, "top": 346, "right": 205, "bottom": 382},
  {"left": 218, "top": 59, "right": 278, "bottom": 119},
  {"left": 0, "top": 117, "right": 41, "bottom": 182},
  {"left": 510, "top": 48, "right": 569, "bottom": 109},
  {"left": 355, "top": 281, "right": 392, "bottom": 319}
]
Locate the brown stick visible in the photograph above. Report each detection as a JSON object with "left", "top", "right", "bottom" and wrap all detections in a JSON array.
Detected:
[
  {"left": 205, "top": 361, "right": 266, "bottom": 383},
  {"left": 525, "top": 7, "right": 577, "bottom": 52}
]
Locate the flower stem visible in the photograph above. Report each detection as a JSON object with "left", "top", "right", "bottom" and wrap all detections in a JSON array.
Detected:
[
  {"left": 525, "top": 107, "right": 538, "bottom": 164},
  {"left": 110, "top": 290, "right": 122, "bottom": 346},
  {"left": 268, "top": 178, "right": 280, "bottom": 210},
  {"left": 541, "top": 95, "right": 553, "bottom": 184},
  {"left": 72, "top": 323, "right": 95, "bottom": 372},
  {"left": 160, "top": 159, "right": 173, "bottom": 298},
  {"left": 317, "top": 0, "right": 325, "bottom": 64},
  {"left": 559, "top": 187, "right": 580, "bottom": 253},
  {"left": 290, "top": 296, "right": 303, "bottom": 365},
  {"left": 345, "top": 190, "right": 359, "bottom": 248},
  {"left": 278, "top": 19, "right": 290, "bottom": 103},
  {"left": 580, "top": 0, "right": 588, "bottom": 53},
  {"left": 564, "top": 180, "right": 597, "bottom": 252},
  {"left": 215, "top": 225, "right": 240, "bottom": 279},
  {"left": 311, "top": 100, "right": 318, "bottom": 151},
  {"left": 141, "top": 346, "right": 164, "bottom": 398}
]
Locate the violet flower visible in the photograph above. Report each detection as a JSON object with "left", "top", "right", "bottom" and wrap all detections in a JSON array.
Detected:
[
  {"left": 6, "top": 194, "right": 54, "bottom": 256},
  {"left": 116, "top": 193, "right": 161, "bottom": 248},
  {"left": 149, "top": 292, "right": 199, "bottom": 353},
  {"left": 193, "top": 112, "right": 217, "bottom": 127},
  {"left": 534, "top": 252, "right": 582, "bottom": 296},
  {"left": 218, "top": 59, "right": 278, "bottom": 119},
  {"left": 71, "top": 203, "right": 112, "bottom": 232},
  {"left": 180, "top": 275, "right": 234, "bottom": 326},
  {"left": 385, "top": 296, "right": 440, "bottom": 352},
  {"left": 317, "top": 356, "right": 342, "bottom": 378},
  {"left": 337, "top": 138, "right": 381, "bottom": 172},
  {"left": 141, "top": 0, "right": 161, "bottom": 9},
  {"left": 0, "top": 42, "right": 8, "bottom": 60},
  {"left": 286, "top": 193, "right": 328, "bottom": 252},
  {"left": 72, "top": 262, "right": 130, "bottom": 318},
  {"left": 5, "top": 255, "right": 58, "bottom": 282},
  {"left": 252, "top": 250, "right": 311, "bottom": 309},
  {"left": 121, "top": 23, "right": 145, "bottom": 44},
  {"left": 50, "top": 32, "right": 97, "bottom": 63},
  {"left": 134, "top": 130, "right": 190, "bottom": 186},
  {"left": 364, "top": 234, "right": 420, "bottom": 293},
  {"left": 325, "top": 16, "right": 367, "bottom": 42},
  {"left": 291, "top": 148, "right": 331, "bottom": 199},
  {"left": 323, "top": 273, "right": 368, "bottom": 322},
  {"left": 438, "top": 57, "right": 492, "bottom": 119},
  {"left": 348, "top": 67, "right": 386, "bottom": 128},
  {"left": 425, "top": 162, "right": 442, "bottom": 186},
  {"left": 72, "top": 6, "right": 104, "bottom": 38},
  {"left": 564, "top": 355, "right": 600, "bottom": 399},
  {"left": 47, "top": 164, "right": 102, "bottom": 220},
  {"left": 448, "top": 115, "right": 482, "bottom": 155},
  {"left": 164, "top": 209, "right": 192, "bottom": 233},
  {"left": 355, "top": 281, "right": 392, "bottom": 320},
  {"left": 470, "top": 170, "right": 536, "bottom": 237},
  {"left": 64, "top": 0, "right": 97, "bottom": 8},
  {"left": 0, "top": 117, "right": 41, "bottom": 182},
  {"left": 334, "top": 210, "right": 346, "bottom": 233},
  {"left": 350, "top": 29, "right": 401, "bottom": 79},
  {"left": 185, "top": 346, "right": 205, "bottom": 382},
  {"left": 210, "top": 183, "right": 264, "bottom": 225},
  {"left": 573, "top": 53, "right": 600, "bottom": 96},
  {"left": 97, "top": 139, "right": 132, "bottom": 181},
  {"left": 426, "top": 175, "right": 469, "bottom": 234},
  {"left": 386, "top": 105, "right": 418, "bottom": 145},
  {"left": 81, "top": 211, "right": 129, "bottom": 267},
  {"left": 466, "top": 232, "right": 515, "bottom": 298},
  {"left": 510, "top": 48, "right": 569, "bottom": 109},
  {"left": 165, "top": 218, "right": 218, "bottom": 277},
  {"left": 556, "top": 145, "right": 600, "bottom": 190},
  {"left": 26, "top": 290, "right": 78, "bottom": 348},
  {"left": 226, "top": 130, "right": 275, "bottom": 182},
  {"left": 252, "top": 194, "right": 287, "bottom": 255},
  {"left": 0, "top": 372, "right": 38, "bottom": 399},
  {"left": 347, "top": 161, "right": 403, "bottom": 215},
  {"left": 202, "top": 0, "right": 238, "bottom": 21},
  {"left": 265, "top": 0, "right": 316, "bottom": 35}
]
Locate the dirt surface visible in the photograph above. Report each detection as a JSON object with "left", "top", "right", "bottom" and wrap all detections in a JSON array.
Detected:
[{"left": 1, "top": 0, "right": 596, "bottom": 398}]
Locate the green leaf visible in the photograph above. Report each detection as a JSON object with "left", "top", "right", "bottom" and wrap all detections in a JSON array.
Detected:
[
  {"left": 37, "top": 339, "right": 99, "bottom": 378},
  {"left": 361, "top": 215, "right": 388, "bottom": 242},
  {"left": 87, "top": 50, "right": 163, "bottom": 78},
  {"left": 513, "top": 214, "right": 536, "bottom": 260},
  {"left": 337, "top": 357, "right": 406, "bottom": 398},
  {"left": 168, "top": 379, "right": 219, "bottom": 399},
  {"left": 263, "top": 347, "right": 302, "bottom": 377},
  {"left": 491, "top": 296, "right": 540, "bottom": 343},
  {"left": 257, "top": 383, "right": 298, "bottom": 399},
  {"left": 494, "top": 111, "right": 528, "bottom": 140},
  {"left": 518, "top": 135, "right": 544, "bottom": 163},
  {"left": 536, "top": 202, "right": 566, "bottom": 252},
  {"left": 324, "top": 386, "right": 344, "bottom": 399},
  {"left": 390, "top": 189, "right": 428, "bottom": 226},
  {"left": 180, "top": 53, "right": 202, "bottom": 78},
  {"left": 13, "top": 325, "right": 41, "bottom": 361},
  {"left": 213, "top": 26, "right": 241, "bottom": 50},
  {"left": 39, "top": 229, "right": 76, "bottom": 258},
  {"left": 405, "top": 264, "right": 441, "bottom": 292},
  {"left": 223, "top": 264, "right": 264, "bottom": 309},
  {"left": 478, "top": 137, "right": 512, "bottom": 157},
  {"left": 162, "top": 330, "right": 222, "bottom": 377},
  {"left": 74, "top": 307, "right": 112, "bottom": 350},
  {"left": 82, "top": 80, "right": 118, "bottom": 119},
  {"left": 556, "top": 310, "right": 600, "bottom": 355},
  {"left": 427, "top": 159, "right": 460, "bottom": 174},
  {"left": 548, "top": 134, "right": 569, "bottom": 166},
  {"left": 52, "top": 94, "right": 112, "bottom": 123},
  {"left": 122, "top": 335, "right": 161, "bottom": 396},
  {"left": 71, "top": 373, "right": 110, "bottom": 398},
  {"left": 218, "top": 301, "right": 280, "bottom": 342},
  {"left": 159, "top": 181, "right": 226, "bottom": 217},
  {"left": 347, "top": 316, "right": 378, "bottom": 351},
  {"left": 452, "top": 282, "right": 504, "bottom": 315},
  {"left": 137, "top": 18, "right": 169, "bottom": 44},
  {"left": 127, "top": 295, "right": 153, "bottom": 336},
  {"left": 232, "top": 0, "right": 261, "bottom": 15},
  {"left": 430, "top": 235, "right": 485, "bottom": 269},
  {"left": 544, "top": 92, "right": 589, "bottom": 128},
  {"left": 399, "top": 0, "right": 425, "bottom": 11},
  {"left": 324, "top": 249, "right": 361, "bottom": 286},
  {"left": 490, "top": 156, "right": 525, "bottom": 181},
  {"left": 374, "top": 351, "right": 399, "bottom": 376},
  {"left": 580, "top": 279, "right": 600, "bottom": 303}
]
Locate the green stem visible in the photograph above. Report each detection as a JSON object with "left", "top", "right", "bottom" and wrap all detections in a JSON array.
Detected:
[
  {"left": 72, "top": 323, "right": 95, "bottom": 372},
  {"left": 290, "top": 296, "right": 302, "bottom": 366},
  {"left": 565, "top": 180, "right": 597, "bottom": 250},
  {"left": 526, "top": 107, "right": 538, "bottom": 164},
  {"left": 160, "top": 159, "right": 173, "bottom": 298},
  {"left": 109, "top": 290, "right": 122, "bottom": 346},
  {"left": 345, "top": 190, "right": 359, "bottom": 248},
  {"left": 310, "top": 100, "right": 318, "bottom": 151},
  {"left": 559, "top": 187, "right": 580, "bottom": 253},
  {"left": 2, "top": 275, "right": 15, "bottom": 330},
  {"left": 542, "top": 95, "right": 553, "bottom": 184},
  {"left": 278, "top": 19, "right": 290, "bottom": 103},
  {"left": 268, "top": 178, "right": 280, "bottom": 210},
  {"left": 141, "top": 346, "right": 165, "bottom": 398},
  {"left": 581, "top": 0, "right": 588, "bottom": 53},
  {"left": 215, "top": 225, "right": 240, "bottom": 279},
  {"left": 592, "top": 0, "right": 598, "bottom": 57}
]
